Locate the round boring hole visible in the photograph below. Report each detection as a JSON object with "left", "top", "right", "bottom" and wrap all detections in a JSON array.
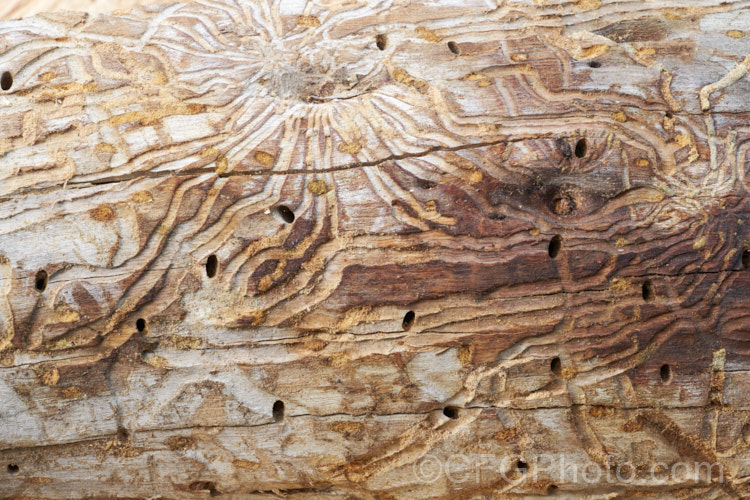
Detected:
[
  {"left": 548, "top": 235, "right": 562, "bottom": 259},
  {"left": 376, "top": 34, "right": 387, "bottom": 50},
  {"left": 642, "top": 280, "right": 655, "bottom": 302},
  {"left": 447, "top": 41, "right": 460, "bottom": 55},
  {"left": 660, "top": 363, "right": 673, "bottom": 384},
  {"left": 273, "top": 400, "right": 285, "bottom": 422},
  {"left": 136, "top": 318, "right": 147, "bottom": 333},
  {"left": 1, "top": 71, "right": 12, "bottom": 91},
  {"left": 742, "top": 249, "right": 749, "bottom": 270},
  {"left": 588, "top": 60, "right": 601, "bottom": 68},
  {"left": 551, "top": 357, "right": 562, "bottom": 377},
  {"left": 34, "top": 269, "right": 48, "bottom": 292},
  {"left": 273, "top": 205, "right": 295, "bottom": 224},
  {"left": 117, "top": 427, "right": 129, "bottom": 441},
  {"left": 443, "top": 406, "right": 459, "bottom": 419},
  {"left": 516, "top": 460, "right": 528, "bottom": 473},
  {"left": 7, "top": 464, "right": 18, "bottom": 474},
  {"left": 574, "top": 138, "right": 587, "bottom": 158},
  {"left": 402, "top": 310, "right": 415, "bottom": 331},
  {"left": 206, "top": 254, "right": 218, "bottom": 278},
  {"left": 547, "top": 484, "right": 559, "bottom": 495}
]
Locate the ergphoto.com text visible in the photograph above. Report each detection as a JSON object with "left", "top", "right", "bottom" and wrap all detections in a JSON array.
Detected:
[{"left": 412, "top": 453, "right": 724, "bottom": 486}]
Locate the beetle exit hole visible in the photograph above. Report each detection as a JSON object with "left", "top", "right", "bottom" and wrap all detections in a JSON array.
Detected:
[{"left": 443, "top": 406, "right": 459, "bottom": 419}]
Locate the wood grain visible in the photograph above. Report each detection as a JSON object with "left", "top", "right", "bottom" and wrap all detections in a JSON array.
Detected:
[
  {"left": 0, "top": 0, "right": 157, "bottom": 22},
  {"left": 0, "top": 0, "right": 750, "bottom": 498}
]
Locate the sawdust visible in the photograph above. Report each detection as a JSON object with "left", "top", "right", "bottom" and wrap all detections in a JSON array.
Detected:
[
  {"left": 61, "top": 386, "right": 83, "bottom": 398},
  {"left": 109, "top": 103, "right": 205, "bottom": 126},
  {"left": 307, "top": 180, "right": 328, "bottom": 195},
  {"left": 95, "top": 143, "right": 117, "bottom": 153},
  {"left": 458, "top": 344, "right": 474, "bottom": 365},
  {"left": 165, "top": 335, "right": 202, "bottom": 350},
  {"left": 90, "top": 204, "right": 115, "bottom": 221},
  {"left": 132, "top": 191, "right": 153, "bottom": 203},
  {"left": 576, "top": 0, "right": 600, "bottom": 9},
  {"left": 610, "top": 277, "right": 634, "bottom": 293},
  {"left": 391, "top": 67, "right": 429, "bottom": 92},
  {"left": 37, "top": 367, "right": 59, "bottom": 386},
  {"left": 332, "top": 421, "right": 364, "bottom": 437},
  {"left": 338, "top": 142, "right": 362, "bottom": 154},
  {"left": 255, "top": 151, "right": 275, "bottom": 166},
  {"left": 589, "top": 406, "right": 615, "bottom": 417},
  {"left": 216, "top": 155, "right": 228, "bottom": 175},
  {"left": 296, "top": 15, "right": 320, "bottom": 27},
  {"left": 416, "top": 26, "right": 439, "bottom": 42},
  {"left": 232, "top": 459, "right": 261, "bottom": 469},
  {"left": 166, "top": 435, "right": 196, "bottom": 451}
]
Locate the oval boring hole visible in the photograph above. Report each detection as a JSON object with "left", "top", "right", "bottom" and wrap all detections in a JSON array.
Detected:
[
  {"left": 516, "top": 460, "right": 528, "bottom": 473},
  {"left": 375, "top": 34, "right": 387, "bottom": 50},
  {"left": 447, "top": 41, "right": 460, "bottom": 55},
  {"left": 7, "top": 464, "right": 18, "bottom": 474},
  {"left": 273, "top": 400, "right": 285, "bottom": 422},
  {"left": 0, "top": 71, "right": 12, "bottom": 91},
  {"left": 34, "top": 269, "right": 48, "bottom": 292},
  {"left": 642, "top": 280, "right": 655, "bottom": 302},
  {"left": 443, "top": 406, "right": 459, "bottom": 419},
  {"left": 547, "top": 484, "right": 559, "bottom": 495},
  {"left": 660, "top": 364, "right": 672, "bottom": 384},
  {"left": 743, "top": 249, "right": 750, "bottom": 270},
  {"left": 588, "top": 60, "right": 601, "bottom": 68},
  {"left": 548, "top": 235, "right": 562, "bottom": 259},
  {"left": 206, "top": 254, "right": 218, "bottom": 278},
  {"left": 116, "top": 427, "right": 129, "bottom": 441},
  {"left": 574, "top": 138, "right": 587, "bottom": 158},
  {"left": 274, "top": 205, "right": 295, "bottom": 224},
  {"left": 402, "top": 310, "right": 415, "bottom": 331},
  {"left": 136, "top": 318, "right": 147, "bottom": 333},
  {"left": 550, "top": 357, "right": 562, "bottom": 377}
]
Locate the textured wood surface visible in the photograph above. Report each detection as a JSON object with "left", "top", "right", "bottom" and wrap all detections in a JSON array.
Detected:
[
  {"left": 1, "top": 0, "right": 750, "bottom": 498},
  {"left": 0, "top": 0, "right": 154, "bottom": 22}
]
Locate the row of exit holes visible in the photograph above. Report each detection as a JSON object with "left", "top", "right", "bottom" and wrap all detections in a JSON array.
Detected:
[
  {"left": 12, "top": 200, "right": 691, "bottom": 484},
  {"left": 0, "top": 34, "right": 604, "bottom": 92},
  {"left": 0, "top": 31, "right": 718, "bottom": 489},
  {"left": 29, "top": 216, "right": 696, "bottom": 390}
]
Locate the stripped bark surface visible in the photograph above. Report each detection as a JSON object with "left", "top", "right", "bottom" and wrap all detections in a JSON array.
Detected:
[
  {"left": 0, "top": 0, "right": 153, "bottom": 22},
  {"left": 1, "top": 0, "right": 750, "bottom": 498}
]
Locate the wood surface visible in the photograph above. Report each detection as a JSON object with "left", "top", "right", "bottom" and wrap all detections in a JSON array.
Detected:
[
  {"left": 1, "top": 0, "right": 750, "bottom": 498},
  {"left": 0, "top": 0, "right": 157, "bottom": 22}
]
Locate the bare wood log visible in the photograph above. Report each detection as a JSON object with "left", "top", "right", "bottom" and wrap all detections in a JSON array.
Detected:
[{"left": 0, "top": 0, "right": 750, "bottom": 498}]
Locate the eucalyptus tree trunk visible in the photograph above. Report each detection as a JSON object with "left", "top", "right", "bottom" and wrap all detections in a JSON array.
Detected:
[{"left": 1, "top": 0, "right": 750, "bottom": 498}]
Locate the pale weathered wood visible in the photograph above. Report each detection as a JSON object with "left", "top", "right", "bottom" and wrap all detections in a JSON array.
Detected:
[
  {"left": 0, "top": 0, "right": 156, "bottom": 21},
  {"left": 0, "top": 0, "right": 750, "bottom": 498}
]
